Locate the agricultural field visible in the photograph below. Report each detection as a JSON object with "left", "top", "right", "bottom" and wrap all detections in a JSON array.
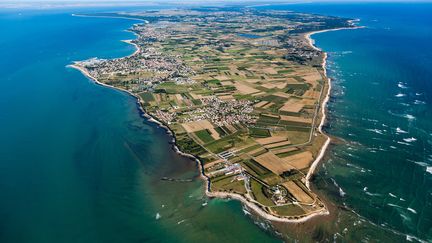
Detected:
[{"left": 76, "top": 7, "right": 354, "bottom": 219}]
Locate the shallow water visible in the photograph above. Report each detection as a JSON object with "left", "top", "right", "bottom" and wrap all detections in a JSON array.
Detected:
[{"left": 0, "top": 8, "right": 278, "bottom": 243}]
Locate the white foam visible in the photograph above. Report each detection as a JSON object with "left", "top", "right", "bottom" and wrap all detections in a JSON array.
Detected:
[
  {"left": 242, "top": 208, "right": 251, "bottom": 215},
  {"left": 407, "top": 208, "right": 417, "bottom": 214},
  {"left": 403, "top": 137, "right": 417, "bottom": 143},
  {"left": 331, "top": 179, "right": 345, "bottom": 197},
  {"left": 396, "top": 127, "right": 408, "bottom": 134},
  {"left": 395, "top": 93, "right": 406, "bottom": 97},
  {"left": 388, "top": 203, "right": 402, "bottom": 208},
  {"left": 156, "top": 213, "right": 161, "bottom": 220},
  {"left": 408, "top": 159, "right": 428, "bottom": 167},
  {"left": 398, "top": 82, "right": 408, "bottom": 89},
  {"left": 389, "top": 193, "right": 397, "bottom": 198},
  {"left": 397, "top": 141, "right": 412, "bottom": 146},
  {"left": 365, "top": 191, "right": 381, "bottom": 197},
  {"left": 177, "top": 219, "right": 186, "bottom": 225},
  {"left": 400, "top": 213, "right": 411, "bottom": 221},
  {"left": 367, "top": 128, "right": 384, "bottom": 135},
  {"left": 405, "top": 114, "right": 415, "bottom": 120},
  {"left": 427, "top": 166, "right": 432, "bottom": 175},
  {"left": 339, "top": 188, "right": 346, "bottom": 197}
]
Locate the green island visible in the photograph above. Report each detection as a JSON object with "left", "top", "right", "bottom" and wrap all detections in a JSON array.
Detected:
[{"left": 72, "top": 7, "right": 356, "bottom": 221}]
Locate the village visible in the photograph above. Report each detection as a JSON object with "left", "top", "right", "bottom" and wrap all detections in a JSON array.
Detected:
[{"left": 74, "top": 7, "right": 354, "bottom": 219}]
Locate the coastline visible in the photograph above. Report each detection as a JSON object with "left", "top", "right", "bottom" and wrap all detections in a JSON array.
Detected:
[
  {"left": 303, "top": 25, "right": 363, "bottom": 188},
  {"left": 69, "top": 14, "right": 359, "bottom": 223}
]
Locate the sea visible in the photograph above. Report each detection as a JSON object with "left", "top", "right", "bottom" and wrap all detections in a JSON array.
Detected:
[{"left": 0, "top": 3, "right": 430, "bottom": 243}]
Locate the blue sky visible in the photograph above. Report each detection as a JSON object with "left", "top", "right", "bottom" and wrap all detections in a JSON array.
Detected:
[{"left": 2, "top": 0, "right": 431, "bottom": 8}]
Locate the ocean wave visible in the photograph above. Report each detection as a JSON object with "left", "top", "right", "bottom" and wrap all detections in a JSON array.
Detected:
[
  {"left": 398, "top": 82, "right": 408, "bottom": 89},
  {"left": 396, "top": 127, "right": 408, "bottom": 134},
  {"left": 407, "top": 208, "right": 417, "bottom": 214},
  {"left": 387, "top": 110, "right": 416, "bottom": 120},
  {"left": 387, "top": 203, "right": 402, "bottom": 208},
  {"left": 408, "top": 159, "right": 428, "bottom": 167},
  {"left": 406, "top": 234, "right": 429, "bottom": 243},
  {"left": 331, "top": 178, "right": 345, "bottom": 197},
  {"left": 363, "top": 118, "right": 379, "bottom": 122},
  {"left": 405, "top": 114, "right": 415, "bottom": 120},
  {"left": 395, "top": 93, "right": 406, "bottom": 97},
  {"left": 389, "top": 193, "right": 397, "bottom": 198},
  {"left": 414, "top": 100, "right": 426, "bottom": 105},
  {"left": 407, "top": 159, "right": 432, "bottom": 175},
  {"left": 403, "top": 137, "right": 417, "bottom": 143},
  {"left": 397, "top": 141, "right": 412, "bottom": 146},
  {"left": 177, "top": 219, "right": 187, "bottom": 225},
  {"left": 242, "top": 207, "right": 251, "bottom": 215},
  {"left": 400, "top": 213, "right": 411, "bottom": 221},
  {"left": 364, "top": 187, "right": 381, "bottom": 197},
  {"left": 366, "top": 128, "right": 385, "bottom": 135},
  {"left": 347, "top": 163, "right": 363, "bottom": 170}
]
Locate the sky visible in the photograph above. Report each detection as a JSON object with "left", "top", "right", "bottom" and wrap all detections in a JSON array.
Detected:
[
  {"left": 1, "top": 0, "right": 431, "bottom": 9},
  {"left": 5, "top": 0, "right": 432, "bottom": 2}
]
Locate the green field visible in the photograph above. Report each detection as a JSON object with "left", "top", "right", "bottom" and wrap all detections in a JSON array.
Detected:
[{"left": 194, "top": 129, "right": 215, "bottom": 144}]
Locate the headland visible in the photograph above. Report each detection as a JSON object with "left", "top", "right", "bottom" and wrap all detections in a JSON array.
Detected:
[{"left": 70, "top": 7, "right": 358, "bottom": 222}]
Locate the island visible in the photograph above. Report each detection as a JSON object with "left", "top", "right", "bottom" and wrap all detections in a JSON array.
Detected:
[{"left": 71, "top": 7, "right": 356, "bottom": 222}]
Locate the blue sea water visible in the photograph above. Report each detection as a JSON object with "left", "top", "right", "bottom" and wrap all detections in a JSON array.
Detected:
[
  {"left": 260, "top": 2, "right": 432, "bottom": 241},
  {"left": 1, "top": 3, "right": 432, "bottom": 243},
  {"left": 0, "top": 8, "right": 278, "bottom": 243}
]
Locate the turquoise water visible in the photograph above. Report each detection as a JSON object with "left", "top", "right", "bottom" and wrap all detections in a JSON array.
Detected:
[
  {"left": 0, "top": 8, "right": 278, "bottom": 243},
  {"left": 261, "top": 3, "right": 432, "bottom": 241},
  {"left": 2, "top": 3, "right": 432, "bottom": 242}
]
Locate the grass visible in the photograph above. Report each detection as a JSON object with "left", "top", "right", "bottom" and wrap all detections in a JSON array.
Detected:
[
  {"left": 155, "top": 82, "right": 188, "bottom": 94},
  {"left": 139, "top": 92, "right": 155, "bottom": 102},
  {"left": 214, "top": 127, "right": 227, "bottom": 137},
  {"left": 279, "top": 120, "right": 311, "bottom": 127},
  {"left": 244, "top": 160, "right": 271, "bottom": 176},
  {"left": 249, "top": 127, "right": 271, "bottom": 138},
  {"left": 272, "top": 204, "right": 305, "bottom": 216},
  {"left": 250, "top": 179, "right": 274, "bottom": 206},
  {"left": 176, "top": 135, "right": 207, "bottom": 155},
  {"left": 211, "top": 176, "right": 246, "bottom": 194},
  {"left": 194, "top": 129, "right": 215, "bottom": 144},
  {"left": 257, "top": 114, "right": 280, "bottom": 125},
  {"left": 262, "top": 95, "right": 288, "bottom": 103}
]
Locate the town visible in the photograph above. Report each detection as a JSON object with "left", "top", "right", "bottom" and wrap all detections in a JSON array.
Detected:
[{"left": 73, "top": 7, "right": 354, "bottom": 220}]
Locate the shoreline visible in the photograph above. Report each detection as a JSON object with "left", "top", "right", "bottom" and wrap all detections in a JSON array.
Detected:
[
  {"left": 69, "top": 13, "right": 360, "bottom": 223},
  {"left": 303, "top": 25, "right": 363, "bottom": 188}
]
